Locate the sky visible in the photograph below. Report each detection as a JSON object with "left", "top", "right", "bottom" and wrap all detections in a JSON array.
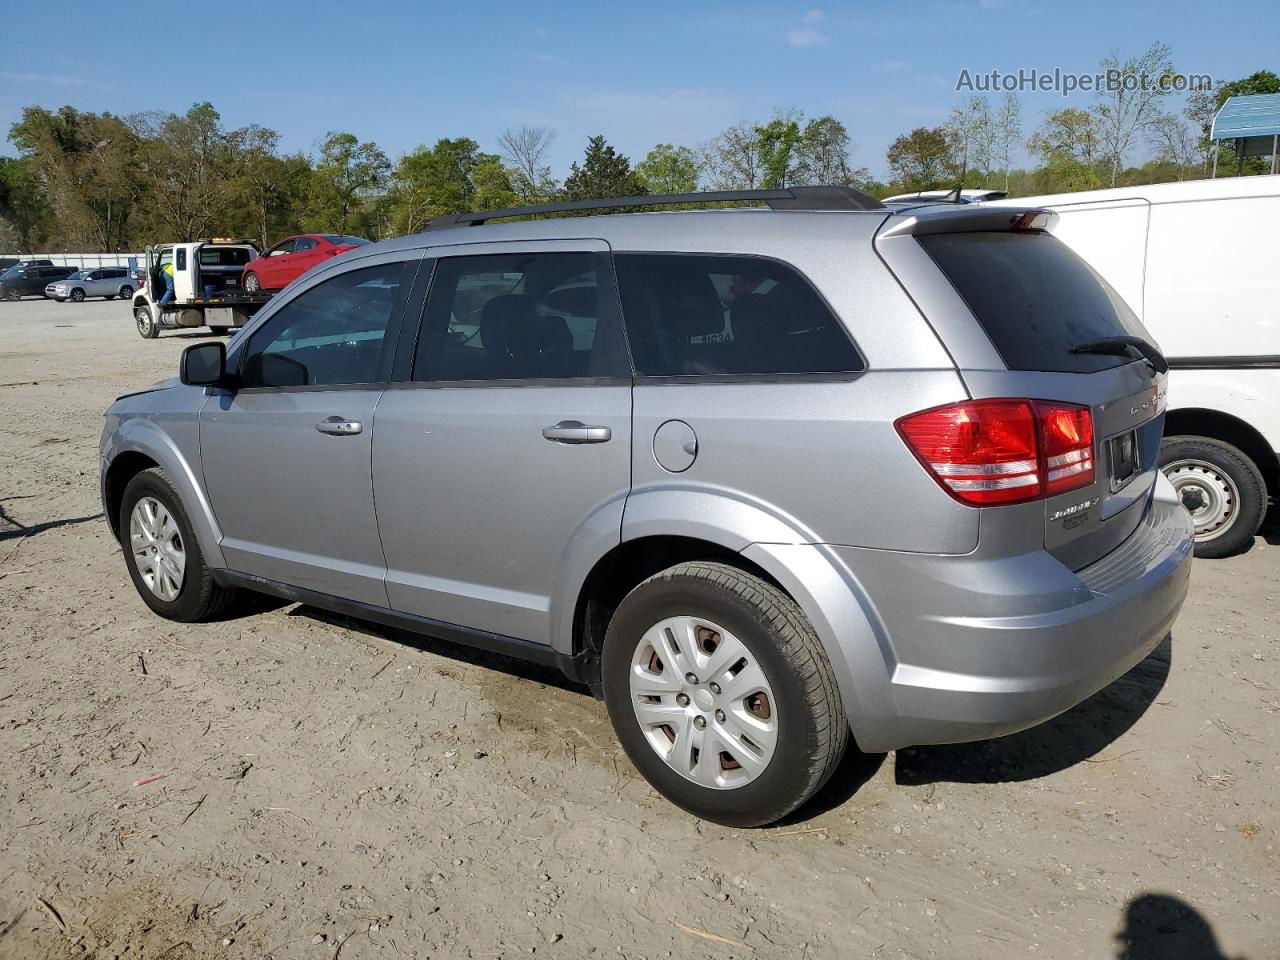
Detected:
[{"left": 1, "top": 0, "right": 1276, "bottom": 181}]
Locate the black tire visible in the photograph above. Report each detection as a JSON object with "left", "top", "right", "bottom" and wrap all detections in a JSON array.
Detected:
[
  {"left": 243, "top": 271, "right": 261, "bottom": 294},
  {"left": 118, "top": 285, "right": 133, "bottom": 299},
  {"left": 209, "top": 326, "right": 230, "bottom": 335},
  {"left": 119, "top": 467, "right": 236, "bottom": 622},
  {"left": 602, "top": 561, "right": 848, "bottom": 827},
  {"left": 135, "top": 305, "right": 159, "bottom": 339},
  {"left": 4, "top": 289, "right": 21, "bottom": 301},
  {"left": 70, "top": 288, "right": 85, "bottom": 302},
  {"left": 1160, "top": 435, "right": 1267, "bottom": 559}
]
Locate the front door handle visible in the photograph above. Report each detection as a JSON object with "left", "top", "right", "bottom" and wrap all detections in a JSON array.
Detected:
[
  {"left": 542, "top": 420, "right": 611, "bottom": 444},
  {"left": 316, "top": 416, "right": 363, "bottom": 436}
]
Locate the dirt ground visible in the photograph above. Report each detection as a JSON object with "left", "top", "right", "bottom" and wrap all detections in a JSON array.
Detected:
[{"left": 1, "top": 297, "right": 1276, "bottom": 960}]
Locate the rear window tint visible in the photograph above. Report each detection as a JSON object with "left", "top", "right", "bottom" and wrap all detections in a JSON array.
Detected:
[
  {"left": 200, "top": 247, "right": 253, "bottom": 267},
  {"left": 918, "top": 231, "right": 1152, "bottom": 373},
  {"left": 614, "top": 253, "right": 863, "bottom": 377}
]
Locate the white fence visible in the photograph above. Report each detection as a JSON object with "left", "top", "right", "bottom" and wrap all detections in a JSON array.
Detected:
[{"left": 2, "top": 252, "right": 144, "bottom": 270}]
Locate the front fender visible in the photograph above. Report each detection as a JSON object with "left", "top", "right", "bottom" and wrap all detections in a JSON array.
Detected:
[{"left": 102, "top": 409, "right": 225, "bottom": 569}]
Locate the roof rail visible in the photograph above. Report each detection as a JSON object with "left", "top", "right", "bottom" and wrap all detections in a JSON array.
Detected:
[{"left": 425, "top": 185, "right": 884, "bottom": 230}]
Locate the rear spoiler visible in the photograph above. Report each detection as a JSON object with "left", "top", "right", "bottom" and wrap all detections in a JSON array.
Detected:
[{"left": 877, "top": 205, "right": 1058, "bottom": 238}]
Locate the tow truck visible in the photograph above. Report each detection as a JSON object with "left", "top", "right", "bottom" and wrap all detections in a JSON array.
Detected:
[{"left": 131, "top": 240, "right": 272, "bottom": 339}]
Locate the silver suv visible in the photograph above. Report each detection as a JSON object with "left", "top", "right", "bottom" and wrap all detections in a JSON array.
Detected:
[
  {"left": 48, "top": 266, "right": 135, "bottom": 302},
  {"left": 100, "top": 187, "right": 1193, "bottom": 826}
]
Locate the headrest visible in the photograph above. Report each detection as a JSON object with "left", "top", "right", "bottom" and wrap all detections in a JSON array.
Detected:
[
  {"left": 480, "top": 294, "right": 572, "bottom": 359},
  {"left": 653, "top": 269, "right": 725, "bottom": 339}
]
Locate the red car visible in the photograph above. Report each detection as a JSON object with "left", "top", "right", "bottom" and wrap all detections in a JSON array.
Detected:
[{"left": 241, "top": 234, "right": 370, "bottom": 294}]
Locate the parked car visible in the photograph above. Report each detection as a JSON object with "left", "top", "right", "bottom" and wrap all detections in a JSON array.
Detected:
[
  {"left": 1, "top": 263, "right": 75, "bottom": 300},
  {"left": 241, "top": 234, "right": 370, "bottom": 294},
  {"left": 882, "top": 188, "right": 1008, "bottom": 204},
  {"left": 985, "top": 177, "right": 1280, "bottom": 557},
  {"left": 47, "top": 266, "right": 135, "bottom": 302},
  {"left": 132, "top": 241, "right": 265, "bottom": 338},
  {"left": 0, "top": 257, "right": 52, "bottom": 272},
  {"left": 100, "top": 188, "right": 1193, "bottom": 826}
]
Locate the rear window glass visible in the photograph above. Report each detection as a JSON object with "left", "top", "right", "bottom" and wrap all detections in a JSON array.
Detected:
[
  {"left": 918, "top": 231, "right": 1152, "bottom": 374},
  {"left": 613, "top": 253, "right": 863, "bottom": 377},
  {"left": 200, "top": 247, "right": 253, "bottom": 267},
  {"left": 324, "top": 235, "right": 370, "bottom": 246}
]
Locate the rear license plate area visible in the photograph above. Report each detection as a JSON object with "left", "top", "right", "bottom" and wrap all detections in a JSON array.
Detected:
[{"left": 1108, "top": 429, "right": 1140, "bottom": 491}]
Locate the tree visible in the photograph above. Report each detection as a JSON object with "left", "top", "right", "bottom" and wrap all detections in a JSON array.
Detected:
[
  {"left": 563, "top": 135, "right": 647, "bottom": 201},
  {"left": 1029, "top": 108, "right": 1105, "bottom": 191},
  {"left": 1147, "top": 113, "right": 1200, "bottom": 180},
  {"left": 755, "top": 111, "right": 803, "bottom": 188},
  {"left": 793, "top": 116, "right": 868, "bottom": 186},
  {"left": 635, "top": 144, "right": 701, "bottom": 194},
  {"left": 390, "top": 138, "right": 516, "bottom": 234},
  {"left": 10, "top": 105, "right": 142, "bottom": 249},
  {"left": 0, "top": 156, "right": 51, "bottom": 249},
  {"left": 1094, "top": 43, "right": 1176, "bottom": 186},
  {"left": 886, "top": 126, "right": 955, "bottom": 191},
  {"left": 226, "top": 126, "right": 310, "bottom": 247},
  {"left": 945, "top": 96, "right": 993, "bottom": 177},
  {"left": 309, "top": 132, "right": 389, "bottom": 235},
  {"left": 131, "top": 102, "right": 237, "bottom": 241},
  {"left": 991, "top": 94, "right": 1022, "bottom": 191},
  {"left": 498, "top": 125, "right": 557, "bottom": 202},
  {"left": 1214, "top": 69, "right": 1280, "bottom": 107},
  {"left": 700, "top": 121, "right": 763, "bottom": 190}
]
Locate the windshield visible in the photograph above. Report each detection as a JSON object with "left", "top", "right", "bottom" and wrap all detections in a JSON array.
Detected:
[
  {"left": 67, "top": 270, "right": 90, "bottom": 281},
  {"left": 324, "top": 235, "right": 370, "bottom": 246}
]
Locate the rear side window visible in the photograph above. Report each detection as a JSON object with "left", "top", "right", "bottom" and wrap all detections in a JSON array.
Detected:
[
  {"left": 918, "top": 231, "right": 1152, "bottom": 373},
  {"left": 414, "top": 252, "right": 630, "bottom": 382},
  {"left": 613, "top": 253, "right": 863, "bottom": 377}
]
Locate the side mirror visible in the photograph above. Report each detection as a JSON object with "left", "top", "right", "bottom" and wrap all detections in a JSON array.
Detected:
[{"left": 180, "top": 341, "right": 232, "bottom": 388}]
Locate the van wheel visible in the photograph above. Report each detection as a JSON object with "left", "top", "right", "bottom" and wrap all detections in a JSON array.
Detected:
[
  {"left": 602, "top": 561, "right": 847, "bottom": 827},
  {"left": 135, "top": 306, "right": 159, "bottom": 339},
  {"left": 243, "top": 272, "right": 261, "bottom": 294},
  {"left": 70, "top": 288, "right": 85, "bottom": 302},
  {"left": 1160, "top": 436, "right": 1266, "bottom": 559},
  {"left": 120, "top": 467, "right": 237, "bottom": 621}
]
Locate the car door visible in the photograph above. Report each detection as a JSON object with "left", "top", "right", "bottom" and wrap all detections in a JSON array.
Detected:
[
  {"left": 259, "top": 238, "right": 297, "bottom": 289},
  {"left": 86, "top": 270, "right": 108, "bottom": 297},
  {"left": 372, "top": 240, "right": 633, "bottom": 644},
  {"left": 199, "top": 250, "right": 423, "bottom": 605},
  {"left": 288, "top": 237, "right": 325, "bottom": 284}
]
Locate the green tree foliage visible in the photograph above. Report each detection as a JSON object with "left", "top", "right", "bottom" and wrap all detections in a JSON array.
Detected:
[
  {"left": 309, "top": 132, "right": 390, "bottom": 237},
  {"left": 793, "top": 116, "right": 869, "bottom": 187},
  {"left": 755, "top": 113, "right": 803, "bottom": 188},
  {"left": 390, "top": 138, "right": 517, "bottom": 234},
  {"left": 563, "top": 135, "right": 647, "bottom": 201},
  {"left": 0, "top": 155, "right": 51, "bottom": 249},
  {"left": 886, "top": 126, "right": 956, "bottom": 191},
  {"left": 1094, "top": 43, "right": 1176, "bottom": 186},
  {"left": 701, "top": 121, "right": 763, "bottom": 190},
  {"left": 10, "top": 105, "right": 142, "bottom": 249},
  {"left": 131, "top": 102, "right": 237, "bottom": 242},
  {"left": 226, "top": 126, "right": 311, "bottom": 248},
  {"left": 635, "top": 144, "right": 701, "bottom": 194},
  {"left": 1028, "top": 108, "right": 1106, "bottom": 191}
]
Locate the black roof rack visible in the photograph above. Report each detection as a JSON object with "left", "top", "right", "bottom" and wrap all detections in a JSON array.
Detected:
[{"left": 426, "top": 185, "right": 883, "bottom": 230}]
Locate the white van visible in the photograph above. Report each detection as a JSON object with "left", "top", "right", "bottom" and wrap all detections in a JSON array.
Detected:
[{"left": 986, "top": 177, "right": 1279, "bottom": 557}]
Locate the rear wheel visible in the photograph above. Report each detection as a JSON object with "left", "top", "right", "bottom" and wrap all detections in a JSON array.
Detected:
[
  {"left": 243, "top": 272, "right": 261, "bottom": 294},
  {"left": 118, "top": 285, "right": 133, "bottom": 299},
  {"left": 135, "top": 306, "right": 159, "bottom": 339},
  {"left": 70, "top": 288, "right": 85, "bottom": 302},
  {"left": 120, "top": 467, "right": 236, "bottom": 621},
  {"left": 602, "top": 561, "right": 847, "bottom": 827},
  {"left": 1160, "top": 436, "right": 1266, "bottom": 558}
]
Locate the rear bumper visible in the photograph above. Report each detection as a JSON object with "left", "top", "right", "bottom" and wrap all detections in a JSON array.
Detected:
[{"left": 829, "top": 477, "right": 1193, "bottom": 752}]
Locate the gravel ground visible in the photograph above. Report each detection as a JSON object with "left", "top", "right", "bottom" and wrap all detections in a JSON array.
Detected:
[{"left": 1, "top": 297, "right": 1277, "bottom": 960}]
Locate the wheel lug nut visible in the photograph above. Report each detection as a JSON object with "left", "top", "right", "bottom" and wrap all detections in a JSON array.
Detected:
[
  {"left": 693, "top": 715, "right": 706, "bottom": 729},
  {"left": 709, "top": 681, "right": 721, "bottom": 694},
  {"left": 715, "top": 709, "right": 725, "bottom": 722},
  {"left": 676, "top": 693, "right": 690, "bottom": 706},
  {"left": 685, "top": 673, "right": 699, "bottom": 685}
]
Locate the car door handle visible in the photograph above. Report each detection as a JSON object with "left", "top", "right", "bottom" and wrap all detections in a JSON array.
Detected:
[
  {"left": 316, "top": 416, "right": 363, "bottom": 436},
  {"left": 542, "top": 421, "right": 611, "bottom": 444}
]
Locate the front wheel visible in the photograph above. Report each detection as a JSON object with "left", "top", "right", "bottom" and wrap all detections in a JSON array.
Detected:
[
  {"left": 1160, "top": 436, "right": 1267, "bottom": 559},
  {"left": 135, "top": 306, "right": 159, "bottom": 339},
  {"left": 243, "top": 272, "right": 261, "bottom": 294},
  {"left": 70, "top": 288, "right": 85, "bottom": 302},
  {"left": 118, "top": 285, "right": 133, "bottom": 300},
  {"left": 119, "top": 467, "right": 236, "bottom": 621},
  {"left": 602, "top": 561, "right": 848, "bottom": 827}
]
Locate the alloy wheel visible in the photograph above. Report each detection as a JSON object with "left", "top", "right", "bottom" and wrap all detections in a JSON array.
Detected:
[{"left": 129, "top": 496, "right": 186, "bottom": 601}]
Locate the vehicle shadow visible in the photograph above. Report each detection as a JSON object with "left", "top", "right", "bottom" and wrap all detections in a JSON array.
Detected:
[
  {"left": 894, "top": 634, "right": 1171, "bottom": 785},
  {"left": 779, "top": 746, "right": 886, "bottom": 825},
  {"left": 1115, "top": 893, "right": 1246, "bottom": 959},
  {"left": 0, "top": 510, "right": 104, "bottom": 543},
  {"left": 288, "top": 604, "right": 591, "bottom": 697}
]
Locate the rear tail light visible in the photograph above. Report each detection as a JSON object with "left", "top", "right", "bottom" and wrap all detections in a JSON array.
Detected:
[{"left": 896, "top": 399, "right": 1094, "bottom": 506}]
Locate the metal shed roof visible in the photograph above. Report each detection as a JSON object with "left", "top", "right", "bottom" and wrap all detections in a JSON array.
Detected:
[{"left": 1211, "top": 92, "right": 1280, "bottom": 141}]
